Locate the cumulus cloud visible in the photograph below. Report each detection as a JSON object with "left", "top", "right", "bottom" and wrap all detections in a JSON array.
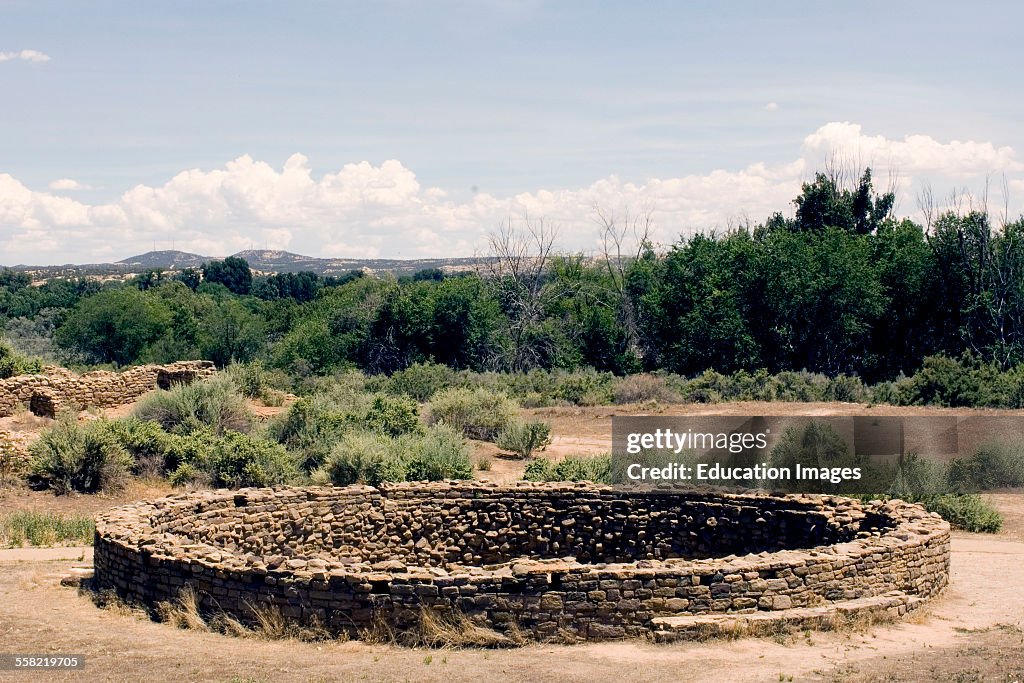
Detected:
[
  {"left": 47, "top": 178, "right": 91, "bottom": 191},
  {"left": 0, "top": 49, "right": 50, "bottom": 63},
  {"left": 2, "top": 122, "right": 1023, "bottom": 264}
]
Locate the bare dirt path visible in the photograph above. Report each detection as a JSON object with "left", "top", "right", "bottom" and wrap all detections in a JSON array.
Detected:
[{"left": 0, "top": 532, "right": 1021, "bottom": 683}]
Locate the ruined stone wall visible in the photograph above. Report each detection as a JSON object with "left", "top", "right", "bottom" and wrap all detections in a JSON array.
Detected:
[
  {"left": 93, "top": 483, "right": 950, "bottom": 642},
  {"left": 0, "top": 360, "right": 216, "bottom": 417}
]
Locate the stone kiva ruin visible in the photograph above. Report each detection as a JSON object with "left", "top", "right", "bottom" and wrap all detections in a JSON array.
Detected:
[
  {"left": 0, "top": 360, "right": 216, "bottom": 419},
  {"left": 94, "top": 482, "right": 950, "bottom": 642}
]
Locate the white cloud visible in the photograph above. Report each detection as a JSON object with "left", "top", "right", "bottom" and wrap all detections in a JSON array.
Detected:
[
  {"left": 2, "top": 122, "right": 1023, "bottom": 264},
  {"left": 764, "top": 102, "right": 779, "bottom": 111},
  {"left": 0, "top": 49, "right": 50, "bottom": 63},
  {"left": 47, "top": 178, "right": 91, "bottom": 191}
]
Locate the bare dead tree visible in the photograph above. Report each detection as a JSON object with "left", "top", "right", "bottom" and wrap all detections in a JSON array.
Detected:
[
  {"left": 917, "top": 184, "right": 936, "bottom": 234},
  {"left": 593, "top": 203, "right": 653, "bottom": 361},
  {"left": 481, "top": 213, "right": 561, "bottom": 371}
]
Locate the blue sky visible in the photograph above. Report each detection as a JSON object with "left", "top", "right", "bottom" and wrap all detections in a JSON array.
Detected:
[{"left": 2, "top": 1, "right": 1023, "bottom": 263}]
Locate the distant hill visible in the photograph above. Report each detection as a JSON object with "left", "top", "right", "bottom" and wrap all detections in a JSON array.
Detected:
[
  {"left": 117, "top": 250, "right": 210, "bottom": 269},
  {"left": 4, "top": 249, "right": 492, "bottom": 280}
]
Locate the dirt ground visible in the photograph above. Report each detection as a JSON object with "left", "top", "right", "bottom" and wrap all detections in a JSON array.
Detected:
[
  {"left": 0, "top": 529, "right": 1022, "bottom": 683},
  {"left": 3, "top": 399, "right": 1024, "bottom": 682}
]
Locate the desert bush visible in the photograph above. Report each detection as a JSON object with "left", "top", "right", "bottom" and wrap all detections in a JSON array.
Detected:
[
  {"left": 96, "top": 417, "right": 173, "bottom": 475},
  {"left": 134, "top": 376, "right": 253, "bottom": 435},
  {"left": 224, "top": 360, "right": 292, "bottom": 404},
  {"left": 893, "top": 354, "right": 1024, "bottom": 408},
  {"left": 947, "top": 440, "right": 1024, "bottom": 492},
  {"left": 612, "top": 374, "right": 680, "bottom": 404},
  {"left": 426, "top": 387, "right": 518, "bottom": 441},
  {"left": 268, "top": 397, "right": 348, "bottom": 472},
  {"left": 523, "top": 454, "right": 612, "bottom": 483},
  {"left": 319, "top": 431, "right": 401, "bottom": 486},
  {"left": 385, "top": 362, "right": 458, "bottom": 402},
  {"left": 0, "top": 338, "right": 43, "bottom": 379},
  {"left": 886, "top": 453, "right": 949, "bottom": 501},
  {"left": 923, "top": 494, "right": 1002, "bottom": 533},
  {"left": 763, "top": 370, "right": 829, "bottom": 402},
  {"left": 400, "top": 424, "right": 473, "bottom": 481},
  {"left": 270, "top": 390, "right": 422, "bottom": 472},
  {"left": 495, "top": 420, "right": 551, "bottom": 458},
  {"left": 319, "top": 425, "right": 472, "bottom": 486},
  {"left": 677, "top": 370, "right": 729, "bottom": 403},
  {"left": 29, "top": 416, "right": 133, "bottom": 493},
  {"left": 167, "top": 430, "right": 298, "bottom": 489},
  {"left": 823, "top": 374, "right": 870, "bottom": 403},
  {"left": 548, "top": 369, "right": 615, "bottom": 405},
  {"left": 223, "top": 360, "right": 270, "bottom": 399},
  {"left": 361, "top": 395, "right": 423, "bottom": 437}
]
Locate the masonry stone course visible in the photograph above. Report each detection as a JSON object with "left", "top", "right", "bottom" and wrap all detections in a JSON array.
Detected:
[
  {"left": 0, "top": 360, "right": 216, "bottom": 417},
  {"left": 94, "top": 482, "right": 950, "bottom": 641}
]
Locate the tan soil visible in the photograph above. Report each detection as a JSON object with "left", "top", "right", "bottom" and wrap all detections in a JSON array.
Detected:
[
  {"left": 2, "top": 400, "right": 1024, "bottom": 682},
  {"left": 0, "top": 530, "right": 1021, "bottom": 683}
]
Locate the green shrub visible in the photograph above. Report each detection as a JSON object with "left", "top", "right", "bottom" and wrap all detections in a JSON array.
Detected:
[
  {"left": 548, "top": 369, "right": 615, "bottom": 406},
  {"left": 268, "top": 397, "right": 348, "bottom": 472},
  {"left": 96, "top": 417, "right": 173, "bottom": 475},
  {"left": 763, "top": 370, "right": 829, "bottom": 402},
  {"left": 400, "top": 424, "right": 473, "bottom": 481},
  {"left": 887, "top": 453, "right": 949, "bottom": 501},
  {"left": 922, "top": 494, "right": 1002, "bottom": 533},
  {"left": 0, "top": 338, "right": 43, "bottom": 379},
  {"left": 223, "top": 360, "right": 270, "bottom": 399},
  {"left": 823, "top": 375, "right": 869, "bottom": 403},
  {"left": 495, "top": 420, "right": 552, "bottom": 458},
  {"left": 362, "top": 395, "right": 424, "bottom": 437},
  {"left": 318, "top": 431, "right": 399, "bottom": 486},
  {"left": 524, "top": 454, "right": 612, "bottom": 483},
  {"left": 134, "top": 376, "right": 253, "bottom": 435},
  {"left": 426, "top": 387, "right": 518, "bottom": 441},
  {"left": 385, "top": 362, "right": 458, "bottom": 402},
  {"left": 168, "top": 430, "right": 298, "bottom": 489},
  {"left": 168, "top": 461, "right": 203, "bottom": 488},
  {"left": 612, "top": 374, "right": 680, "bottom": 405},
  {"left": 947, "top": 440, "right": 1024, "bottom": 492},
  {"left": 893, "top": 354, "right": 1024, "bottom": 408},
  {"left": 29, "top": 417, "right": 133, "bottom": 494},
  {"left": 318, "top": 425, "right": 473, "bottom": 486}
]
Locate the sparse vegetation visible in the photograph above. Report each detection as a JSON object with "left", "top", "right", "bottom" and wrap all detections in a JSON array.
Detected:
[
  {"left": 134, "top": 376, "right": 253, "bottom": 435},
  {"left": 0, "top": 510, "right": 94, "bottom": 546},
  {"left": 29, "top": 415, "right": 133, "bottom": 493},
  {"left": 495, "top": 420, "right": 551, "bottom": 458},
  {"left": 426, "top": 387, "right": 518, "bottom": 441},
  {"left": 316, "top": 424, "right": 473, "bottom": 486},
  {"left": 523, "top": 454, "right": 612, "bottom": 483}
]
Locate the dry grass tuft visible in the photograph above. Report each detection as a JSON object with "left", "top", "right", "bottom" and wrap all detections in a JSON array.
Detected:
[
  {"left": 360, "top": 607, "right": 521, "bottom": 648},
  {"left": 156, "top": 585, "right": 209, "bottom": 631},
  {"left": 91, "top": 589, "right": 148, "bottom": 619}
]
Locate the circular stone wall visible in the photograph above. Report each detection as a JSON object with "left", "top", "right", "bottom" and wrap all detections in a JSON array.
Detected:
[{"left": 93, "top": 482, "right": 950, "bottom": 642}]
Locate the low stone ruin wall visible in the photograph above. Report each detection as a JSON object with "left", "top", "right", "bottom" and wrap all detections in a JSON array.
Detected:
[
  {"left": 0, "top": 360, "right": 216, "bottom": 418},
  {"left": 93, "top": 482, "right": 951, "bottom": 642}
]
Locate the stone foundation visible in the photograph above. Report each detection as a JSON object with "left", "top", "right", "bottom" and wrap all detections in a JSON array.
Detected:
[
  {"left": 0, "top": 360, "right": 216, "bottom": 417},
  {"left": 93, "top": 482, "right": 950, "bottom": 642}
]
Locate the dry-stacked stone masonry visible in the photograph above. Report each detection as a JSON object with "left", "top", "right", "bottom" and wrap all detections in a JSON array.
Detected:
[
  {"left": 0, "top": 360, "right": 216, "bottom": 418},
  {"left": 94, "top": 482, "right": 950, "bottom": 642}
]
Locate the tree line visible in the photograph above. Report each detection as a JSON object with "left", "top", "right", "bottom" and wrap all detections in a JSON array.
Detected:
[{"left": 3, "top": 167, "right": 1024, "bottom": 383}]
